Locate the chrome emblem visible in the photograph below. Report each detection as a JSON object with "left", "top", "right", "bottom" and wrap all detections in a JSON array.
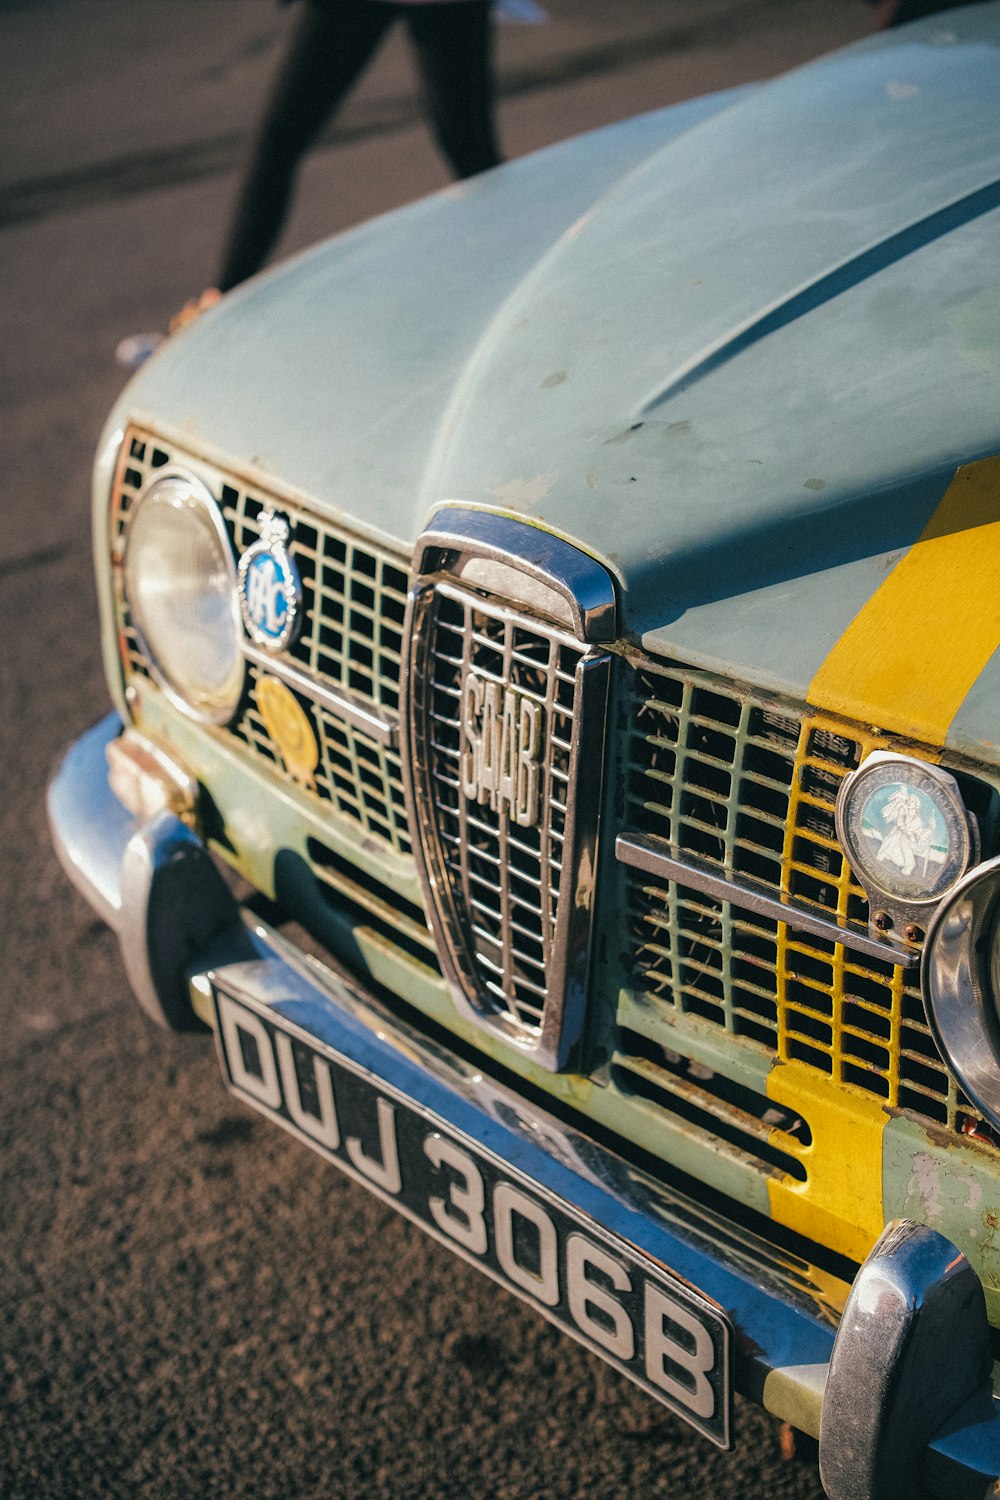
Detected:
[
  {"left": 835, "top": 750, "right": 977, "bottom": 941},
  {"left": 237, "top": 508, "right": 302, "bottom": 651},
  {"left": 461, "top": 671, "right": 543, "bottom": 828}
]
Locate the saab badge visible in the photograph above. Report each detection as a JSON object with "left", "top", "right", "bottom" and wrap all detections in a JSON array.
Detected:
[
  {"left": 238, "top": 507, "right": 302, "bottom": 651},
  {"left": 255, "top": 674, "right": 318, "bottom": 789}
]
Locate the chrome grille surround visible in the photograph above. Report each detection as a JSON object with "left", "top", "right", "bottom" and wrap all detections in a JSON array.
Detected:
[{"left": 402, "top": 509, "right": 616, "bottom": 1070}]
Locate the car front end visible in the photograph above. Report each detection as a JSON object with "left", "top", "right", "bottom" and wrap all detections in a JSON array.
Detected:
[{"left": 50, "top": 11, "right": 1000, "bottom": 1496}]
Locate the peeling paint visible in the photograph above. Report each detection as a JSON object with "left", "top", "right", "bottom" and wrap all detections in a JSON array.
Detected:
[
  {"left": 886, "top": 81, "right": 920, "bottom": 101},
  {"left": 490, "top": 472, "right": 557, "bottom": 506},
  {"left": 906, "top": 1151, "right": 943, "bottom": 1220}
]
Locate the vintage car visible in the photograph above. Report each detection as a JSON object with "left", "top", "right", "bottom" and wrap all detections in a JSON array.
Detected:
[{"left": 49, "top": 7, "right": 1000, "bottom": 1496}]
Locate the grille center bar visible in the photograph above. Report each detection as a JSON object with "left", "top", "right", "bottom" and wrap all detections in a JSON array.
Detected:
[{"left": 615, "top": 832, "right": 919, "bottom": 968}]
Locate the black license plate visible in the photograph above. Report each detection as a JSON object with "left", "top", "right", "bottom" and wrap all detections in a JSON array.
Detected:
[{"left": 212, "top": 983, "right": 733, "bottom": 1448}]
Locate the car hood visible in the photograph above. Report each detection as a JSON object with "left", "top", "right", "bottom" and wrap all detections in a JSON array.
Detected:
[{"left": 112, "top": 7, "right": 1000, "bottom": 758}]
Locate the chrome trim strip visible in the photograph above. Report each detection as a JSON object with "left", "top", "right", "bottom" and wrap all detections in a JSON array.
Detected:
[
  {"left": 614, "top": 832, "right": 919, "bottom": 968},
  {"left": 240, "top": 641, "right": 398, "bottom": 747},
  {"left": 415, "top": 507, "right": 617, "bottom": 643}
]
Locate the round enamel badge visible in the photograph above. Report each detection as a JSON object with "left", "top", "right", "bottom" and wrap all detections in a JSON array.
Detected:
[
  {"left": 836, "top": 751, "right": 975, "bottom": 909},
  {"left": 255, "top": 674, "right": 318, "bottom": 788},
  {"left": 237, "top": 508, "right": 302, "bottom": 651}
]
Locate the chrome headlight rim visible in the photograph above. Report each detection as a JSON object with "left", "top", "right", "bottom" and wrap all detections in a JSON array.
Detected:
[
  {"left": 922, "top": 853, "right": 1000, "bottom": 1132},
  {"left": 122, "top": 467, "right": 245, "bottom": 726}
]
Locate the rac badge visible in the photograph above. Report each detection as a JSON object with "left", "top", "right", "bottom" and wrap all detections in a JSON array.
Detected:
[
  {"left": 237, "top": 508, "right": 303, "bottom": 651},
  {"left": 461, "top": 671, "right": 544, "bottom": 828}
]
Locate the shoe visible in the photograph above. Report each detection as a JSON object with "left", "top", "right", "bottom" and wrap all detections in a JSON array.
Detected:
[{"left": 115, "top": 332, "right": 165, "bottom": 370}]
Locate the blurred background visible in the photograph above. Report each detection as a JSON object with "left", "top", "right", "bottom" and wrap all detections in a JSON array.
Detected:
[{"left": 2, "top": 3, "right": 874, "bottom": 1495}]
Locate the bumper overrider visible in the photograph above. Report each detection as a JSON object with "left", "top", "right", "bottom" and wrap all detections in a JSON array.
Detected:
[{"left": 49, "top": 713, "right": 1000, "bottom": 1499}]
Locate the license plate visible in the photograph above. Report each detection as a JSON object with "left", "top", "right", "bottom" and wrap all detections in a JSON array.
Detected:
[{"left": 211, "top": 983, "right": 733, "bottom": 1449}]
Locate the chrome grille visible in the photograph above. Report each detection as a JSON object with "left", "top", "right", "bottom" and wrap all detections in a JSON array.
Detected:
[
  {"left": 223, "top": 482, "right": 407, "bottom": 714},
  {"left": 112, "top": 429, "right": 411, "bottom": 855},
  {"left": 404, "top": 509, "right": 615, "bottom": 1073},
  {"left": 231, "top": 661, "right": 411, "bottom": 853},
  {"left": 416, "top": 584, "right": 583, "bottom": 1032},
  {"left": 623, "top": 657, "right": 985, "bottom": 1133}
]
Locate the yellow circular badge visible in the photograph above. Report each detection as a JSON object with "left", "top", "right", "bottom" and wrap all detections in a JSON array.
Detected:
[{"left": 255, "top": 674, "right": 319, "bottom": 789}]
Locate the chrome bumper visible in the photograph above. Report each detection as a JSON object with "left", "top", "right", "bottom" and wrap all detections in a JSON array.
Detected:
[{"left": 49, "top": 713, "right": 1000, "bottom": 1499}]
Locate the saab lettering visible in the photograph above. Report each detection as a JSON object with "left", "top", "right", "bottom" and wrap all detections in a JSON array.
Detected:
[
  {"left": 424, "top": 1136, "right": 488, "bottom": 1255},
  {"left": 275, "top": 1032, "right": 340, "bottom": 1150},
  {"left": 566, "top": 1234, "right": 635, "bottom": 1360},
  {"left": 493, "top": 1183, "right": 559, "bottom": 1306},
  {"left": 460, "top": 671, "right": 542, "bottom": 827},
  {"left": 346, "top": 1096, "right": 401, "bottom": 1195},
  {"left": 644, "top": 1284, "right": 717, "bottom": 1420},
  {"left": 219, "top": 995, "right": 281, "bottom": 1109}
]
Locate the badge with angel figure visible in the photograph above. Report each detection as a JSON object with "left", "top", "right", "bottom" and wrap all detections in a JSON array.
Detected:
[{"left": 835, "top": 751, "right": 976, "bottom": 909}]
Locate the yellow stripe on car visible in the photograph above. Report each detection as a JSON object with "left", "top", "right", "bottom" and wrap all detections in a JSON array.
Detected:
[
  {"left": 766, "top": 468, "right": 1000, "bottom": 1260},
  {"left": 761, "top": 713, "right": 897, "bottom": 1263},
  {"left": 808, "top": 457, "right": 1000, "bottom": 746}
]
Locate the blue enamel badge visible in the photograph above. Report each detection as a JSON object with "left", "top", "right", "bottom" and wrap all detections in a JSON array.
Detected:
[{"left": 237, "top": 508, "right": 303, "bottom": 651}]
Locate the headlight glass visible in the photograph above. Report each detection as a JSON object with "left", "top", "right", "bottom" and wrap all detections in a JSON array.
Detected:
[
  {"left": 923, "top": 855, "right": 1000, "bottom": 1133},
  {"left": 123, "top": 472, "right": 243, "bottom": 721}
]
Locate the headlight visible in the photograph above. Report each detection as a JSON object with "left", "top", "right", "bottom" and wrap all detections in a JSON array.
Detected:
[
  {"left": 123, "top": 471, "right": 244, "bottom": 722},
  {"left": 923, "top": 856, "right": 1000, "bottom": 1132}
]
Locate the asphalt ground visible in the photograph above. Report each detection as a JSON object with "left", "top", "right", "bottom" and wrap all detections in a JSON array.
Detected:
[{"left": 2, "top": 2, "right": 874, "bottom": 1495}]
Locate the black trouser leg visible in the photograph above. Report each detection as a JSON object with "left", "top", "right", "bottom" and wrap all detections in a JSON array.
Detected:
[
  {"left": 406, "top": 2, "right": 502, "bottom": 179},
  {"left": 218, "top": 0, "right": 393, "bottom": 290}
]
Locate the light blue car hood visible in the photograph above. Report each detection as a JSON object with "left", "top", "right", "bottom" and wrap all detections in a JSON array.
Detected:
[{"left": 114, "top": 6, "right": 1000, "bottom": 754}]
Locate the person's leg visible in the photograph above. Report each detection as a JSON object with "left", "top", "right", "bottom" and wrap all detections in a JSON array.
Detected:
[
  {"left": 405, "top": 2, "right": 502, "bottom": 180},
  {"left": 873, "top": 0, "right": 972, "bottom": 24},
  {"left": 218, "top": 0, "right": 393, "bottom": 291}
]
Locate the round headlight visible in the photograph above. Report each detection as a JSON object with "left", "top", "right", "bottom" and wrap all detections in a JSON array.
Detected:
[
  {"left": 923, "top": 856, "right": 1000, "bottom": 1131},
  {"left": 123, "top": 471, "right": 244, "bottom": 722}
]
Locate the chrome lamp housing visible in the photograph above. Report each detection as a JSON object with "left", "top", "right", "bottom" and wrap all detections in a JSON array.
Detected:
[
  {"left": 922, "top": 855, "right": 1000, "bottom": 1133},
  {"left": 122, "top": 469, "right": 245, "bottom": 724}
]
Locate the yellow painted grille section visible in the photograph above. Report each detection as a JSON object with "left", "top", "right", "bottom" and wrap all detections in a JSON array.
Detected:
[{"left": 623, "top": 659, "right": 984, "bottom": 1134}]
